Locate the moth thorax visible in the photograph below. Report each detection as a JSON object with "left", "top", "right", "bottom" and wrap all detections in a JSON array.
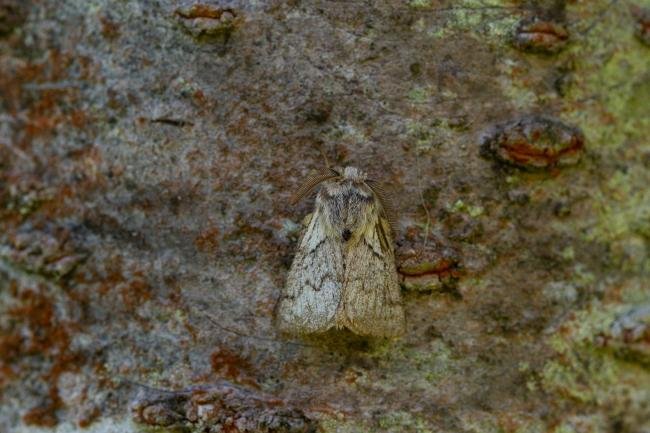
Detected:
[{"left": 342, "top": 166, "right": 366, "bottom": 181}]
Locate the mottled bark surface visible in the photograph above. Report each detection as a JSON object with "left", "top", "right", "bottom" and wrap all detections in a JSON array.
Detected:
[{"left": 1, "top": 0, "right": 649, "bottom": 432}]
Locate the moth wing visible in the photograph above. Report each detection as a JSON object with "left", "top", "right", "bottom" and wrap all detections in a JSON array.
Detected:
[
  {"left": 337, "top": 217, "right": 406, "bottom": 337},
  {"left": 277, "top": 211, "right": 344, "bottom": 334}
]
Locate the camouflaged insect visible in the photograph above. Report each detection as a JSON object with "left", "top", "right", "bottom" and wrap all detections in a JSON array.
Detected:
[{"left": 277, "top": 166, "right": 405, "bottom": 338}]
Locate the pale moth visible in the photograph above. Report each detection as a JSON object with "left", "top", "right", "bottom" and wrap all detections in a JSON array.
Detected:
[{"left": 277, "top": 166, "right": 406, "bottom": 337}]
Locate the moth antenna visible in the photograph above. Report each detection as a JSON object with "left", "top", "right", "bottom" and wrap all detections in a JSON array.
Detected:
[
  {"left": 290, "top": 169, "right": 339, "bottom": 205},
  {"left": 366, "top": 179, "right": 399, "bottom": 234},
  {"left": 319, "top": 146, "right": 331, "bottom": 170}
]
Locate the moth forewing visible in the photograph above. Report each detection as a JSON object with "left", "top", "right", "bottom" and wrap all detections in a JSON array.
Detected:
[
  {"left": 336, "top": 208, "right": 406, "bottom": 337},
  {"left": 277, "top": 209, "right": 343, "bottom": 334}
]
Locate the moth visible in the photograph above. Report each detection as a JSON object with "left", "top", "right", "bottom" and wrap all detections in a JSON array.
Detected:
[{"left": 277, "top": 166, "right": 406, "bottom": 337}]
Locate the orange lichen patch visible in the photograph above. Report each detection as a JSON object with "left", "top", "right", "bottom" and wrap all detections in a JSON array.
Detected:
[
  {"left": 77, "top": 405, "right": 101, "bottom": 428},
  {"left": 174, "top": 4, "right": 239, "bottom": 40},
  {"left": 9, "top": 289, "right": 60, "bottom": 350},
  {"left": 395, "top": 226, "right": 463, "bottom": 293},
  {"left": 192, "top": 89, "right": 208, "bottom": 107},
  {"left": 21, "top": 90, "right": 92, "bottom": 139},
  {"left": 120, "top": 274, "right": 153, "bottom": 309},
  {"left": 69, "top": 109, "right": 89, "bottom": 128},
  {"left": 195, "top": 227, "right": 220, "bottom": 252},
  {"left": 76, "top": 254, "right": 155, "bottom": 320},
  {"left": 210, "top": 151, "right": 249, "bottom": 189},
  {"left": 219, "top": 209, "right": 283, "bottom": 261},
  {"left": 184, "top": 148, "right": 210, "bottom": 177},
  {"left": 23, "top": 403, "right": 60, "bottom": 427},
  {"left": 499, "top": 136, "right": 583, "bottom": 167},
  {"left": 94, "top": 260, "right": 123, "bottom": 297},
  {"left": 99, "top": 14, "right": 120, "bottom": 40},
  {"left": 0, "top": 333, "right": 21, "bottom": 385},
  {"left": 67, "top": 145, "right": 108, "bottom": 189},
  {"left": 210, "top": 348, "right": 258, "bottom": 387},
  {"left": 0, "top": 138, "right": 106, "bottom": 235},
  {"left": 481, "top": 115, "right": 585, "bottom": 169},
  {"left": 94, "top": 256, "right": 152, "bottom": 308},
  {"left": 512, "top": 18, "right": 569, "bottom": 54},
  {"left": 46, "top": 49, "right": 75, "bottom": 81},
  {"left": 396, "top": 226, "right": 461, "bottom": 278},
  {"left": 21, "top": 92, "right": 76, "bottom": 139},
  {"left": 77, "top": 55, "right": 96, "bottom": 81},
  {"left": 0, "top": 49, "right": 97, "bottom": 153},
  {"left": 0, "top": 285, "right": 86, "bottom": 427},
  {"left": 398, "top": 257, "right": 459, "bottom": 278}
]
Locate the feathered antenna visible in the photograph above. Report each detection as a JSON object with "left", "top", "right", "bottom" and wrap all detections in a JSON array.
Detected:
[
  {"left": 320, "top": 145, "right": 331, "bottom": 170},
  {"left": 366, "top": 179, "right": 398, "bottom": 234},
  {"left": 289, "top": 168, "right": 339, "bottom": 205}
]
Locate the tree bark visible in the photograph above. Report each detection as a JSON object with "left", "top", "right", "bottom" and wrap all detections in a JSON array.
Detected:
[{"left": 1, "top": 0, "right": 649, "bottom": 432}]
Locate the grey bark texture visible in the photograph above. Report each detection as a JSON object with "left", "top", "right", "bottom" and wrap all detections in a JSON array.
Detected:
[{"left": 0, "top": 0, "right": 649, "bottom": 432}]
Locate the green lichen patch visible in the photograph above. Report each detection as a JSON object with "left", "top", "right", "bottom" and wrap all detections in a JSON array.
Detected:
[{"left": 540, "top": 302, "right": 650, "bottom": 430}]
